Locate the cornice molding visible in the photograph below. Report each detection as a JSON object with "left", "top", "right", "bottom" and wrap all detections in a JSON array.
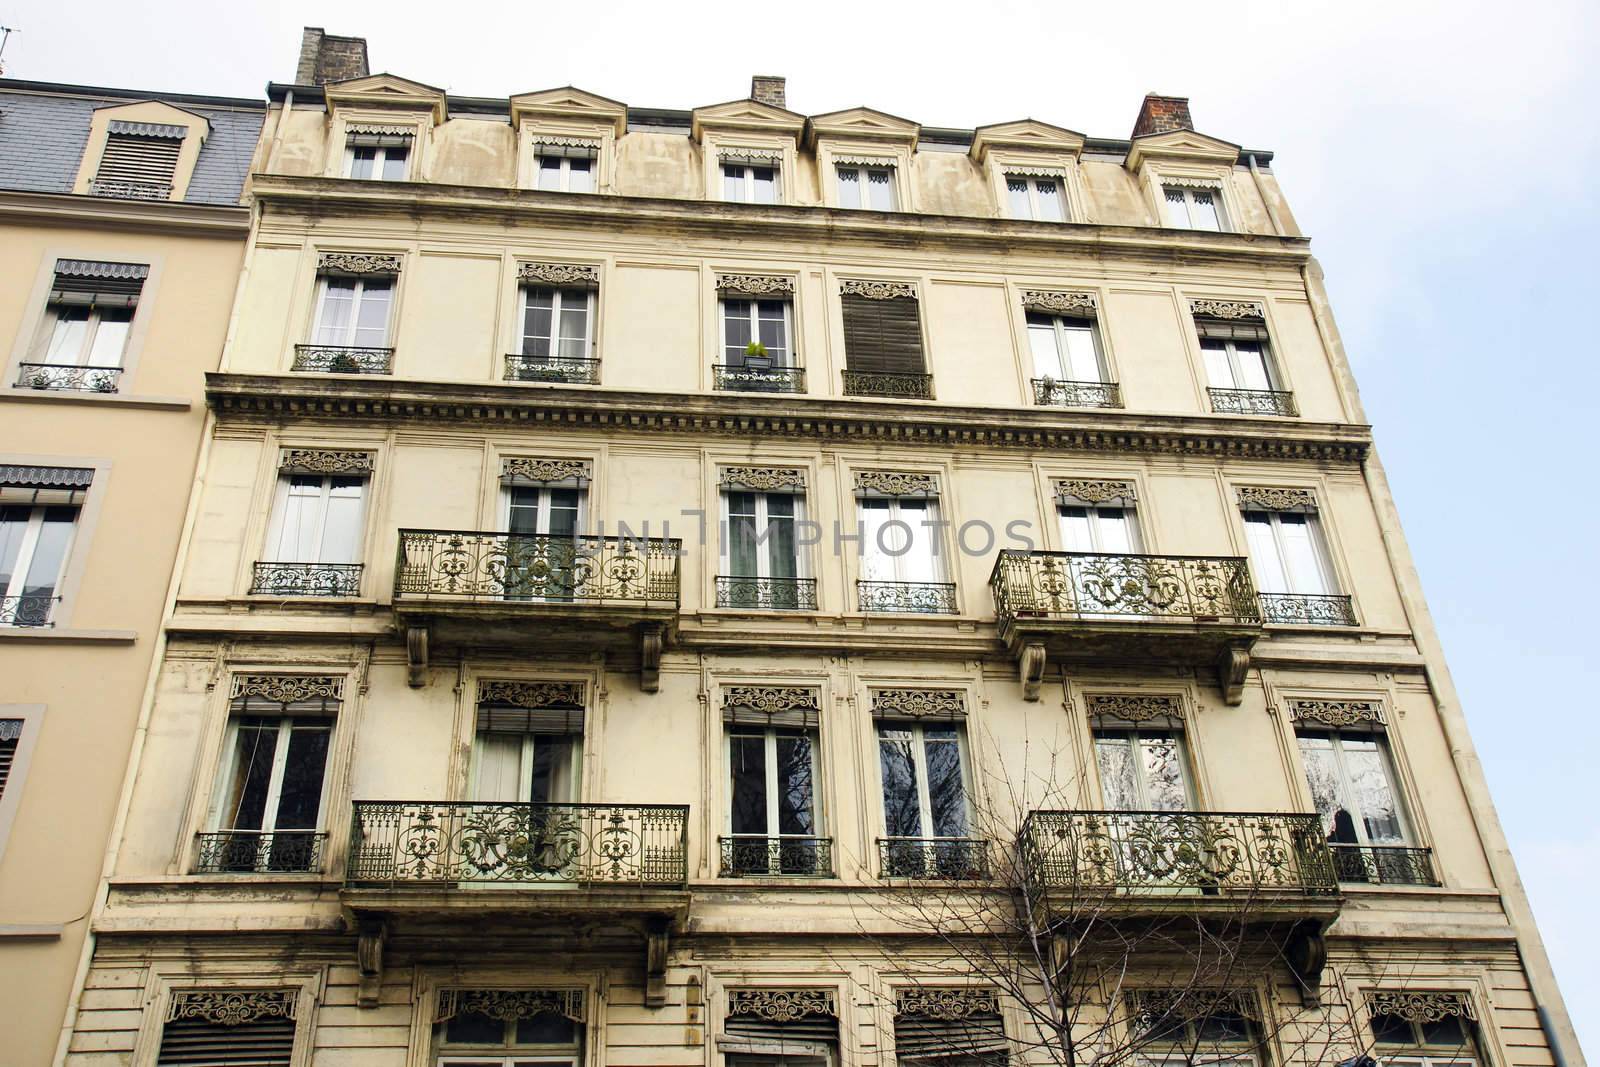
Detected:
[
  {"left": 0, "top": 189, "right": 251, "bottom": 235},
  {"left": 208, "top": 374, "right": 1372, "bottom": 465}
]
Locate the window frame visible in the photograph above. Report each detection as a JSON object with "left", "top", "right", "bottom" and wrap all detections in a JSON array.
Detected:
[
  {"left": 37, "top": 303, "right": 135, "bottom": 369},
  {"left": 1027, "top": 312, "right": 1107, "bottom": 383},
  {"left": 720, "top": 489, "right": 809, "bottom": 581},
  {"left": 518, "top": 285, "right": 597, "bottom": 361},
  {"left": 834, "top": 163, "right": 899, "bottom": 211},
  {"left": 533, "top": 152, "right": 597, "bottom": 194},
  {"left": 1294, "top": 724, "right": 1415, "bottom": 848},
  {"left": 874, "top": 720, "right": 973, "bottom": 841},
  {"left": 0, "top": 501, "right": 80, "bottom": 617},
  {"left": 856, "top": 495, "right": 947, "bottom": 585},
  {"left": 263, "top": 473, "right": 369, "bottom": 566},
  {"left": 206, "top": 713, "right": 335, "bottom": 842},
  {"left": 1005, "top": 173, "right": 1068, "bottom": 221},
  {"left": 1162, "top": 183, "right": 1228, "bottom": 231},
  {"left": 719, "top": 297, "right": 795, "bottom": 369},
  {"left": 310, "top": 274, "right": 396, "bottom": 349},
  {"left": 721, "top": 161, "right": 782, "bottom": 204},
  {"left": 1057, "top": 501, "right": 1141, "bottom": 554},
  {"left": 1200, "top": 335, "right": 1279, "bottom": 392},
  {"left": 1240, "top": 509, "right": 1338, "bottom": 596},
  {"left": 725, "top": 723, "right": 823, "bottom": 842},
  {"left": 1091, "top": 721, "right": 1196, "bottom": 812},
  {"left": 343, "top": 141, "right": 412, "bottom": 181}
]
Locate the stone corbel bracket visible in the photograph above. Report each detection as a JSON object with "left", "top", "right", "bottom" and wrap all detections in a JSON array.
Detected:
[
  {"left": 639, "top": 623, "right": 665, "bottom": 693},
  {"left": 405, "top": 624, "right": 429, "bottom": 688},
  {"left": 1285, "top": 919, "right": 1328, "bottom": 1007},
  {"left": 1018, "top": 641, "right": 1047, "bottom": 701},
  {"left": 356, "top": 916, "right": 387, "bottom": 1009},
  {"left": 1216, "top": 647, "right": 1249, "bottom": 705},
  {"left": 645, "top": 915, "right": 671, "bottom": 1007}
]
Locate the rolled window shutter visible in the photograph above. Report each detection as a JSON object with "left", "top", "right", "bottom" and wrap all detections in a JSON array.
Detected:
[
  {"left": 893, "top": 1010, "right": 1010, "bottom": 1061},
  {"left": 1194, "top": 319, "right": 1270, "bottom": 343},
  {"left": 94, "top": 133, "right": 182, "bottom": 187},
  {"left": 842, "top": 294, "right": 925, "bottom": 374},
  {"left": 476, "top": 704, "right": 586, "bottom": 735},
  {"left": 155, "top": 1015, "right": 295, "bottom": 1065},
  {"left": 724, "top": 1012, "right": 838, "bottom": 1046}
]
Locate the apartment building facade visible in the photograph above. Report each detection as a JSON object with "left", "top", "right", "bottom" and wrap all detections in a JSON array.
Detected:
[
  {"left": 50, "top": 29, "right": 1581, "bottom": 1067},
  {"left": 0, "top": 79, "right": 264, "bottom": 1064}
]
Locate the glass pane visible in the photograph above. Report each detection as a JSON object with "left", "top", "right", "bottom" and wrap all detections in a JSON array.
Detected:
[
  {"left": 537, "top": 156, "right": 563, "bottom": 191},
  {"left": 867, "top": 168, "right": 895, "bottom": 210},
  {"left": 924, "top": 731, "right": 967, "bottom": 837},
  {"left": 722, "top": 164, "right": 744, "bottom": 202},
  {"left": 524, "top": 287, "right": 554, "bottom": 357},
  {"left": 1007, "top": 177, "right": 1031, "bottom": 219},
  {"left": 0, "top": 506, "right": 28, "bottom": 594},
  {"left": 727, "top": 492, "right": 758, "bottom": 576},
  {"left": 858, "top": 498, "right": 892, "bottom": 581},
  {"left": 1370, "top": 1013, "right": 1414, "bottom": 1046},
  {"left": 1061, "top": 323, "right": 1102, "bottom": 382},
  {"left": 1139, "top": 733, "right": 1189, "bottom": 811},
  {"left": 751, "top": 166, "right": 777, "bottom": 204},
  {"left": 1093, "top": 508, "right": 1133, "bottom": 553},
  {"left": 1059, "top": 506, "right": 1094, "bottom": 552},
  {"left": 756, "top": 300, "right": 788, "bottom": 362},
  {"left": 836, "top": 167, "right": 861, "bottom": 209},
  {"left": 878, "top": 728, "right": 922, "bottom": 836},
  {"left": 44, "top": 307, "right": 90, "bottom": 365},
  {"left": 515, "top": 1013, "right": 578, "bottom": 1044},
  {"left": 274, "top": 477, "right": 324, "bottom": 561},
  {"left": 1343, "top": 737, "right": 1405, "bottom": 843},
  {"left": 1200, "top": 338, "right": 1235, "bottom": 387},
  {"left": 547, "top": 488, "right": 580, "bottom": 537},
  {"left": 897, "top": 498, "right": 940, "bottom": 583},
  {"left": 274, "top": 722, "right": 331, "bottom": 829},
  {"left": 567, "top": 157, "right": 594, "bottom": 193},
  {"left": 1164, "top": 186, "right": 1190, "bottom": 227},
  {"left": 473, "top": 731, "right": 525, "bottom": 801},
  {"left": 722, "top": 301, "right": 752, "bottom": 363},
  {"left": 766, "top": 512, "right": 797, "bottom": 579},
  {"left": 1296, "top": 733, "right": 1346, "bottom": 837},
  {"left": 1190, "top": 190, "right": 1221, "bottom": 231},
  {"left": 20, "top": 506, "right": 76, "bottom": 597},
  {"left": 507, "top": 487, "right": 541, "bottom": 535},
  {"left": 1277, "top": 514, "right": 1330, "bottom": 594},
  {"left": 558, "top": 296, "right": 589, "bottom": 359},
  {"left": 223, "top": 719, "right": 279, "bottom": 830},
  {"left": 318, "top": 478, "right": 364, "bottom": 563},
  {"left": 381, "top": 147, "right": 409, "bottom": 180},
  {"left": 1035, "top": 179, "right": 1064, "bottom": 221},
  {"left": 315, "top": 280, "right": 355, "bottom": 344},
  {"left": 1232, "top": 341, "right": 1272, "bottom": 390},
  {"left": 775, "top": 733, "right": 815, "bottom": 835},
  {"left": 1243, "top": 513, "right": 1289, "bottom": 592},
  {"left": 1028, "top": 321, "right": 1064, "bottom": 379},
  {"left": 528, "top": 737, "right": 557, "bottom": 803},
  {"left": 444, "top": 1009, "right": 505, "bottom": 1045},
  {"left": 86, "top": 309, "right": 133, "bottom": 367},
  {"left": 348, "top": 146, "right": 376, "bottom": 179},
  {"left": 1095, "top": 735, "right": 1140, "bottom": 809},
  {"left": 729, "top": 733, "right": 768, "bottom": 834},
  {"left": 352, "top": 281, "right": 392, "bottom": 347},
  {"left": 1419, "top": 1017, "right": 1467, "bottom": 1047}
]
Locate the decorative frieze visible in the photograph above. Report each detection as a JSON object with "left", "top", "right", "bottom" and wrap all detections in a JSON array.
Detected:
[
  {"left": 1003, "top": 164, "right": 1069, "bottom": 179},
  {"left": 501, "top": 457, "right": 592, "bottom": 485},
  {"left": 895, "top": 987, "right": 1001, "bottom": 1019},
  {"left": 167, "top": 989, "right": 298, "bottom": 1025},
  {"left": 1162, "top": 175, "right": 1224, "bottom": 190},
  {"left": 723, "top": 686, "right": 821, "bottom": 715},
  {"left": 721, "top": 466, "right": 806, "bottom": 491},
  {"left": 1127, "top": 988, "right": 1258, "bottom": 1029},
  {"left": 478, "top": 680, "right": 585, "bottom": 709},
  {"left": 1287, "top": 698, "right": 1386, "bottom": 727},
  {"left": 1189, "top": 298, "right": 1265, "bottom": 321},
  {"left": 716, "top": 273, "right": 795, "bottom": 297},
  {"left": 1366, "top": 990, "right": 1475, "bottom": 1023},
  {"left": 436, "top": 988, "right": 586, "bottom": 1024},
  {"left": 1087, "top": 694, "right": 1182, "bottom": 722},
  {"left": 831, "top": 155, "right": 897, "bottom": 168},
  {"left": 532, "top": 135, "right": 601, "bottom": 151},
  {"left": 839, "top": 278, "right": 917, "bottom": 301},
  {"left": 109, "top": 120, "right": 187, "bottom": 140},
  {"left": 728, "top": 988, "right": 837, "bottom": 1022},
  {"left": 317, "top": 252, "right": 403, "bottom": 276},
  {"left": 1022, "top": 290, "right": 1097, "bottom": 316},
  {"left": 1055, "top": 478, "right": 1135, "bottom": 504},
  {"left": 854, "top": 470, "right": 938, "bottom": 497},
  {"left": 719, "top": 147, "right": 784, "bottom": 163},
  {"left": 1236, "top": 486, "right": 1317, "bottom": 512},
  {"left": 279, "top": 448, "right": 375, "bottom": 476},
  {"left": 871, "top": 689, "right": 966, "bottom": 719},
  {"left": 518, "top": 262, "right": 600, "bottom": 288},
  {"left": 346, "top": 122, "right": 415, "bottom": 137},
  {"left": 229, "top": 675, "right": 344, "bottom": 703}
]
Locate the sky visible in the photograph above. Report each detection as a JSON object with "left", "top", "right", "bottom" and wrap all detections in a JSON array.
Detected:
[{"left": 4, "top": 0, "right": 1595, "bottom": 1052}]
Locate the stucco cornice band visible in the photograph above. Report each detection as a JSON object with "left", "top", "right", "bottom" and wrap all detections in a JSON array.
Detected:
[
  {"left": 206, "top": 373, "right": 1371, "bottom": 463},
  {"left": 0, "top": 190, "right": 251, "bottom": 235}
]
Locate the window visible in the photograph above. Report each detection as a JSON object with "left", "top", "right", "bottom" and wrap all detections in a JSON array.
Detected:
[
  {"left": 471, "top": 697, "right": 584, "bottom": 805},
  {"left": 520, "top": 286, "right": 594, "bottom": 361},
  {"left": 1296, "top": 726, "right": 1410, "bottom": 851},
  {"left": 266, "top": 475, "right": 367, "bottom": 567},
  {"left": 723, "top": 990, "right": 838, "bottom": 1065},
  {"left": 0, "top": 720, "right": 19, "bottom": 803},
  {"left": 156, "top": 990, "right": 296, "bottom": 1066},
  {"left": 1370, "top": 1003, "right": 1480, "bottom": 1067},
  {"left": 1094, "top": 720, "right": 1192, "bottom": 811},
  {"left": 1242, "top": 510, "right": 1335, "bottom": 597},
  {"left": 878, "top": 722, "right": 975, "bottom": 876},
  {"left": 21, "top": 261, "right": 147, "bottom": 393},
  {"left": 718, "top": 297, "right": 799, "bottom": 392},
  {"left": 839, "top": 285, "right": 930, "bottom": 398},
  {"left": 344, "top": 141, "right": 410, "bottom": 181},
  {"left": 719, "top": 485, "right": 812, "bottom": 609},
  {"left": 1163, "top": 184, "right": 1224, "bottom": 230},
  {"left": 723, "top": 688, "right": 826, "bottom": 875},
  {"left": 535, "top": 149, "right": 596, "bottom": 193},
  {"left": 90, "top": 125, "right": 182, "bottom": 199},
  {"left": 312, "top": 275, "right": 393, "bottom": 350},
  {"left": 723, "top": 162, "right": 779, "bottom": 204},
  {"left": 1133, "top": 1004, "right": 1260, "bottom": 1066},
  {"left": 502, "top": 484, "right": 583, "bottom": 600},
  {"left": 857, "top": 494, "right": 951, "bottom": 612},
  {"left": 0, "top": 475, "right": 84, "bottom": 628},
  {"left": 1059, "top": 500, "right": 1138, "bottom": 554},
  {"left": 435, "top": 993, "right": 583, "bottom": 1067},
  {"left": 1201, "top": 334, "right": 1275, "bottom": 393},
  {"left": 836, "top": 163, "right": 896, "bottom": 210},
  {"left": 1028, "top": 312, "right": 1105, "bottom": 383},
  {"left": 1007, "top": 174, "right": 1065, "bottom": 221},
  {"left": 893, "top": 989, "right": 1008, "bottom": 1065}
]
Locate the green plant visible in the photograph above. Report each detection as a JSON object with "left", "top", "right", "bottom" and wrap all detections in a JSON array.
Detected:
[{"left": 744, "top": 341, "right": 769, "bottom": 359}]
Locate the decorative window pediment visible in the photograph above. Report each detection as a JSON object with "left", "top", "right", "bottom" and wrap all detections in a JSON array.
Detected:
[
  {"left": 871, "top": 688, "right": 966, "bottom": 720},
  {"left": 1024, "top": 290, "right": 1097, "bottom": 316},
  {"left": 477, "top": 679, "right": 585, "bottom": 709},
  {"left": 1236, "top": 486, "right": 1317, "bottom": 512},
  {"left": 692, "top": 98, "right": 805, "bottom": 142},
  {"left": 324, "top": 74, "right": 448, "bottom": 124},
  {"left": 509, "top": 86, "right": 628, "bottom": 138},
  {"left": 278, "top": 448, "right": 375, "bottom": 475},
  {"left": 229, "top": 674, "right": 345, "bottom": 705},
  {"left": 500, "top": 456, "right": 592, "bottom": 487},
  {"left": 1287, "top": 698, "right": 1386, "bottom": 727},
  {"left": 1126, "top": 988, "right": 1259, "bottom": 1029},
  {"left": 807, "top": 107, "right": 919, "bottom": 148},
  {"left": 1191, "top": 298, "right": 1266, "bottom": 321},
  {"left": 317, "top": 252, "right": 403, "bottom": 277},
  {"left": 1125, "top": 128, "right": 1241, "bottom": 170},
  {"left": 517, "top": 262, "right": 599, "bottom": 288},
  {"left": 839, "top": 279, "right": 917, "bottom": 301},
  {"left": 728, "top": 988, "right": 837, "bottom": 1021},
  {"left": 970, "top": 119, "right": 1085, "bottom": 163},
  {"left": 895, "top": 987, "right": 1000, "bottom": 1018},
  {"left": 1086, "top": 693, "right": 1183, "bottom": 723},
  {"left": 436, "top": 987, "right": 586, "bottom": 1024},
  {"left": 854, "top": 470, "right": 938, "bottom": 497},
  {"left": 167, "top": 989, "right": 298, "bottom": 1025},
  {"left": 721, "top": 466, "right": 806, "bottom": 491},
  {"left": 722, "top": 685, "right": 821, "bottom": 728},
  {"left": 716, "top": 274, "right": 795, "bottom": 297},
  {"left": 1055, "top": 478, "right": 1135, "bottom": 505},
  {"left": 1365, "top": 990, "right": 1475, "bottom": 1022}
]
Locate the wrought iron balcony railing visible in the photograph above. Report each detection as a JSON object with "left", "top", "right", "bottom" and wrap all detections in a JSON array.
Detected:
[
  {"left": 0, "top": 595, "right": 58, "bottom": 627},
  {"left": 89, "top": 180, "right": 172, "bottom": 200},
  {"left": 395, "top": 531, "right": 681, "bottom": 605},
  {"left": 195, "top": 830, "right": 327, "bottom": 874},
  {"left": 713, "top": 363, "right": 805, "bottom": 393},
  {"left": 1021, "top": 810, "right": 1337, "bottom": 895},
  {"left": 879, "top": 837, "right": 991, "bottom": 879},
  {"left": 858, "top": 580, "right": 958, "bottom": 615},
  {"left": 347, "top": 801, "right": 689, "bottom": 886},
  {"left": 720, "top": 835, "right": 834, "bottom": 877},
  {"left": 15, "top": 363, "right": 123, "bottom": 393},
  {"left": 842, "top": 369, "right": 934, "bottom": 399},
  {"left": 292, "top": 344, "right": 394, "bottom": 374},
  {"left": 505, "top": 353, "right": 601, "bottom": 385},
  {"left": 991, "top": 551, "right": 1259, "bottom": 624},
  {"left": 715, "top": 575, "right": 818, "bottom": 610},
  {"left": 250, "top": 562, "right": 364, "bottom": 597},
  {"left": 1207, "top": 387, "right": 1298, "bottom": 417},
  {"left": 1330, "top": 843, "right": 1438, "bottom": 887},
  {"left": 1032, "top": 377, "right": 1123, "bottom": 409},
  {"left": 1259, "top": 592, "right": 1358, "bottom": 626}
]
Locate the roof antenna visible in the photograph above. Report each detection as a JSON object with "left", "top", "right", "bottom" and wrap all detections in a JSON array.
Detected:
[{"left": 0, "top": 24, "right": 16, "bottom": 76}]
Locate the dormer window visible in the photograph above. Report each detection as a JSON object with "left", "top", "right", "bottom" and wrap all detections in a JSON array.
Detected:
[
  {"left": 343, "top": 125, "right": 413, "bottom": 181},
  {"left": 1163, "top": 183, "right": 1225, "bottom": 231},
  {"left": 1006, "top": 174, "right": 1066, "bottom": 221},
  {"left": 89, "top": 121, "right": 185, "bottom": 200},
  {"left": 533, "top": 140, "right": 599, "bottom": 193},
  {"left": 836, "top": 162, "right": 897, "bottom": 211},
  {"left": 720, "top": 151, "right": 782, "bottom": 205}
]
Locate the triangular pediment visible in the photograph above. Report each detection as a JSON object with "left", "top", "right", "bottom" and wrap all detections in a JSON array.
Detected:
[
  {"left": 325, "top": 74, "right": 448, "bottom": 123},
  {"left": 1125, "top": 128, "right": 1240, "bottom": 169},
  {"left": 806, "top": 106, "right": 919, "bottom": 147},
  {"left": 92, "top": 99, "right": 210, "bottom": 135},
  {"left": 970, "top": 118, "right": 1085, "bottom": 161},
  {"left": 691, "top": 98, "right": 805, "bottom": 141},
  {"left": 509, "top": 86, "right": 628, "bottom": 137}
]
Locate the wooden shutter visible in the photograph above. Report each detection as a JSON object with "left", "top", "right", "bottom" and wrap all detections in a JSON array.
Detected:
[
  {"left": 155, "top": 1016, "right": 294, "bottom": 1066},
  {"left": 894, "top": 1009, "right": 1009, "bottom": 1062},
  {"left": 0, "top": 723, "right": 18, "bottom": 801},
  {"left": 94, "top": 133, "right": 182, "bottom": 188},
  {"left": 841, "top": 293, "right": 925, "bottom": 374}
]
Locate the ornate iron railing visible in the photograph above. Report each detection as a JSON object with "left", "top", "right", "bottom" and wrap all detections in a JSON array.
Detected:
[
  {"left": 1021, "top": 811, "right": 1337, "bottom": 895},
  {"left": 1330, "top": 843, "right": 1437, "bottom": 886},
  {"left": 1207, "top": 387, "right": 1298, "bottom": 417},
  {"left": 720, "top": 835, "right": 834, "bottom": 877},
  {"left": 292, "top": 344, "right": 394, "bottom": 374},
  {"left": 1259, "top": 592, "right": 1358, "bottom": 626},
  {"left": 0, "top": 595, "right": 57, "bottom": 627},
  {"left": 250, "top": 562, "right": 364, "bottom": 598},
  {"left": 347, "top": 801, "right": 689, "bottom": 886},
  {"left": 195, "top": 830, "right": 327, "bottom": 874},
  {"left": 395, "top": 531, "right": 681, "bottom": 605},
  {"left": 1032, "top": 378, "right": 1123, "bottom": 409},
  {"left": 15, "top": 363, "right": 123, "bottom": 393},
  {"left": 713, "top": 363, "right": 806, "bottom": 393},
  {"left": 879, "top": 837, "right": 991, "bottom": 879},
  {"left": 715, "top": 575, "right": 818, "bottom": 610},
  {"left": 842, "top": 369, "right": 934, "bottom": 399},
  {"left": 858, "top": 580, "right": 958, "bottom": 614},
  {"left": 89, "top": 180, "right": 172, "bottom": 200},
  {"left": 990, "top": 551, "right": 1259, "bottom": 623},
  {"left": 505, "top": 353, "right": 601, "bottom": 385}
]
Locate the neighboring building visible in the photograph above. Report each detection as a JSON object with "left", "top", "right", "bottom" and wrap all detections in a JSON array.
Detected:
[
  {"left": 53, "top": 28, "right": 1581, "bottom": 1067},
  {"left": 0, "top": 79, "right": 263, "bottom": 1064}
]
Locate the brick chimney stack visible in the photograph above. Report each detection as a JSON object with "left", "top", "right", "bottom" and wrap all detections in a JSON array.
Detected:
[
  {"left": 751, "top": 75, "right": 786, "bottom": 109},
  {"left": 1131, "top": 93, "right": 1194, "bottom": 138},
  {"left": 295, "top": 27, "right": 370, "bottom": 86}
]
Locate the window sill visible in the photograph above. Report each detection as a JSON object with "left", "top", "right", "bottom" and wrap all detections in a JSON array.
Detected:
[
  {"left": 4, "top": 386, "right": 192, "bottom": 410},
  {"left": 0, "top": 923, "right": 65, "bottom": 940},
  {"left": 0, "top": 626, "right": 137, "bottom": 643}
]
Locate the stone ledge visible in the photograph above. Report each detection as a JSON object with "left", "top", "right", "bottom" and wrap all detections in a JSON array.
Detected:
[
  {"left": 3, "top": 388, "right": 193, "bottom": 411},
  {"left": 0, "top": 627, "right": 137, "bottom": 643}
]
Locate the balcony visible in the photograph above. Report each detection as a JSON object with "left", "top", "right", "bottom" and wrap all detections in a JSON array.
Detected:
[
  {"left": 989, "top": 551, "right": 1262, "bottom": 702},
  {"left": 713, "top": 363, "right": 806, "bottom": 393},
  {"left": 1032, "top": 377, "right": 1123, "bottom": 409},
  {"left": 505, "top": 353, "right": 601, "bottom": 385},
  {"left": 16, "top": 363, "right": 122, "bottom": 394},
  {"left": 292, "top": 344, "right": 394, "bottom": 374},
  {"left": 393, "top": 530, "right": 681, "bottom": 690},
  {"left": 1330, "top": 843, "right": 1438, "bottom": 886},
  {"left": 1208, "top": 387, "right": 1298, "bottom": 417},
  {"left": 842, "top": 369, "right": 934, "bottom": 399},
  {"left": 720, "top": 835, "right": 834, "bottom": 877},
  {"left": 858, "top": 580, "right": 957, "bottom": 615},
  {"left": 0, "top": 595, "right": 58, "bottom": 627},
  {"left": 194, "top": 830, "right": 326, "bottom": 874},
  {"left": 1259, "top": 592, "right": 1358, "bottom": 626},
  {"left": 879, "top": 837, "right": 991, "bottom": 879},
  {"left": 715, "top": 575, "right": 818, "bottom": 611},
  {"left": 250, "top": 562, "right": 363, "bottom": 597}
]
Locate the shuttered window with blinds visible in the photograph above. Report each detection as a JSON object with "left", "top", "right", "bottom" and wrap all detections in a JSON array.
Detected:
[
  {"left": 156, "top": 1011, "right": 295, "bottom": 1066},
  {"left": 721, "top": 990, "right": 839, "bottom": 1064},
  {"left": 894, "top": 1002, "right": 1009, "bottom": 1064},
  {"left": 91, "top": 130, "right": 183, "bottom": 199},
  {"left": 841, "top": 293, "right": 925, "bottom": 375},
  {"left": 0, "top": 721, "right": 20, "bottom": 802}
]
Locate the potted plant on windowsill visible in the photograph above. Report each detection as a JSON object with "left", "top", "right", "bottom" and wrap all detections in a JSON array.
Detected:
[
  {"left": 742, "top": 340, "right": 772, "bottom": 370},
  {"left": 329, "top": 352, "right": 362, "bottom": 374}
]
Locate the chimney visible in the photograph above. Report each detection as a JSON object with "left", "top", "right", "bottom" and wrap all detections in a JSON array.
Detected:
[
  {"left": 1131, "top": 93, "right": 1193, "bottom": 138},
  {"left": 295, "top": 26, "right": 370, "bottom": 86},
  {"left": 750, "top": 75, "right": 786, "bottom": 110}
]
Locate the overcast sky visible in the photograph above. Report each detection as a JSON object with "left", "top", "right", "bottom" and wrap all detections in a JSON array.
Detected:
[{"left": 5, "top": 0, "right": 1595, "bottom": 1052}]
